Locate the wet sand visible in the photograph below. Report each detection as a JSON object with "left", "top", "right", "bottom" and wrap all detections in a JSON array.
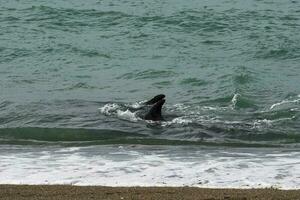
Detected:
[{"left": 0, "top": 185, "right": 299, "bottom": 200}]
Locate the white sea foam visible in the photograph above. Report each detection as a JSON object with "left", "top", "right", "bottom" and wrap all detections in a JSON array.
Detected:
[
  {"left": 201, "top": 106, "right": 219, "bottom": 111},
  {"left": 171, "top": 117, "right": 193, "bottom": 124},
  {"left": 130, "top": 102, "right": 143, "bottom": 109},
  {"left": 253, "top": 119, "right": 273, "bottom": 129},
  {"left": 99, "top": 103, "right": 140, "bottom": 122},
  {"left": 98, "top": 103, "right": 120, "bottom": 115},
  {"left": 253, "top": 116, "right": 296, "bottom": 129},
  {"left": 230, "top": 93, "right": 240, "bottom": 109},
  {"left": 270, "top": 98, "right": 300, "bottom": 110},
  {"left": 0, "top": 145, "right": 299, "bottom": 189},
  {"left": 117, "top": 109, "right": 139, "bottom": 122},
  {"left": 170, "top": 103, "right": 190, "bottom": 112},
  {"left": 162, "top": 117, "right": 193, "bottom": 126}
]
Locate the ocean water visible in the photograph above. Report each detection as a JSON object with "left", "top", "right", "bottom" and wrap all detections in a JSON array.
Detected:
[{"left": 0, "top": 0, "right": 300, "bottom": 188}]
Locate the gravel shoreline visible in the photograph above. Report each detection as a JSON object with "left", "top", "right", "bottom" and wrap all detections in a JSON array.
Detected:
[{"left": 1, "top": 185, "right": 300, "bottom": 200}]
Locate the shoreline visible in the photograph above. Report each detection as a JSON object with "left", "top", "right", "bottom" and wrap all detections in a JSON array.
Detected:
[{"left": 1, "top": 185, "right": 300, "bottom": 200}]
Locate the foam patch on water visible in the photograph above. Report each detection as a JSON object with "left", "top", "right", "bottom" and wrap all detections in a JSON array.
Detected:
[
  {"left": 0, "top": 145, "right": 299, "bottom": 189},
  {"left": 201, "top": 106, "right": 220, "bottom": 111},
  {"left": 125, "top": 101, "right": 145, "bottom": 109},
  {"left": 250, "top": 116, "right": 296, "bottom": 129},
  {"left": 171, "top": 117, "right": 193, "bottom": 124},
  {"left": 117, "top": 109, "right": 139, "bottom": 122},
  {"left": 162, "top": 117, "right": 193, "bottom": 126},
  {"left": 253, "top": 119, "right": 273, "bottom": 128},
  {"left": 230, "top": 93, "right": 240, "bottom": 109},
  {"left": 99, "top": 103, "right": 140, "bottom": 122},
  {"left": 173, "top": 103, "right": 189, "bottom": 109},
  {"left": 270, "top": 98, "right": 300, "bottom": 110},
  {"left": 98, "top": 103, "right": 120, "bottom": 115},
  {"left": 130, "top": 102, "right": 143, "bottom": 109}
]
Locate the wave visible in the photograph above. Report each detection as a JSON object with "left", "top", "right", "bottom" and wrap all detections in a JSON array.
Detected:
[
  {"left": 270, "top": 97, "right": 300, "bottom": 110},
  {"left": 0, "top": 127, "right": 141, "bottom": 145},
  {"left": 24, "top": 6, "right": 131, "bottom": 22},
  {"left": 0, "top": 127, "right": 283, "bottom": 148},
  {"left": 96, "top": 97, "right": 299, "bottom": 146},
  {"left": 1, "top": 93, "right": 299, "bottom": 148},
  {"left": 118, "top": 70, "right": 179, "bottom": 80},
  {"left": 180, "top": 78, "right": 209, "bottom": 87},
  {"left": 199, "top": 94, "right": 258, "bottom": 109}
]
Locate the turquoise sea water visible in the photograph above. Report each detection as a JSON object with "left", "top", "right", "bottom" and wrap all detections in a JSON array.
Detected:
[
  {"left": 1, "top": 0, "right": 300, "bottom": 147},
  {"left": 1, "top": 0, "right": 300, "bottom": 188}
]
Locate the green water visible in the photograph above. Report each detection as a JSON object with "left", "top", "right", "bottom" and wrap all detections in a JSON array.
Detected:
[{"left": 1, "top": 0, "right": 300, "bottom": 147}]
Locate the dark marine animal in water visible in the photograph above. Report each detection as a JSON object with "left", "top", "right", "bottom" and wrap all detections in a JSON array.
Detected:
[{"left": 143, "top": 94, "right": 166, "bottom": 121}]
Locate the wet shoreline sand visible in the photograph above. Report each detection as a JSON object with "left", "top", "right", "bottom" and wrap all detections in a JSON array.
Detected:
[{"left": 1, "top": 185, "right": 299, "bottom": 200}]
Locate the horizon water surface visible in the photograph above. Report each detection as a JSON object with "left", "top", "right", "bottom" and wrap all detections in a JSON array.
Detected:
[{"left": 0, "top": 0, "right": 300, "bottom": 188}]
